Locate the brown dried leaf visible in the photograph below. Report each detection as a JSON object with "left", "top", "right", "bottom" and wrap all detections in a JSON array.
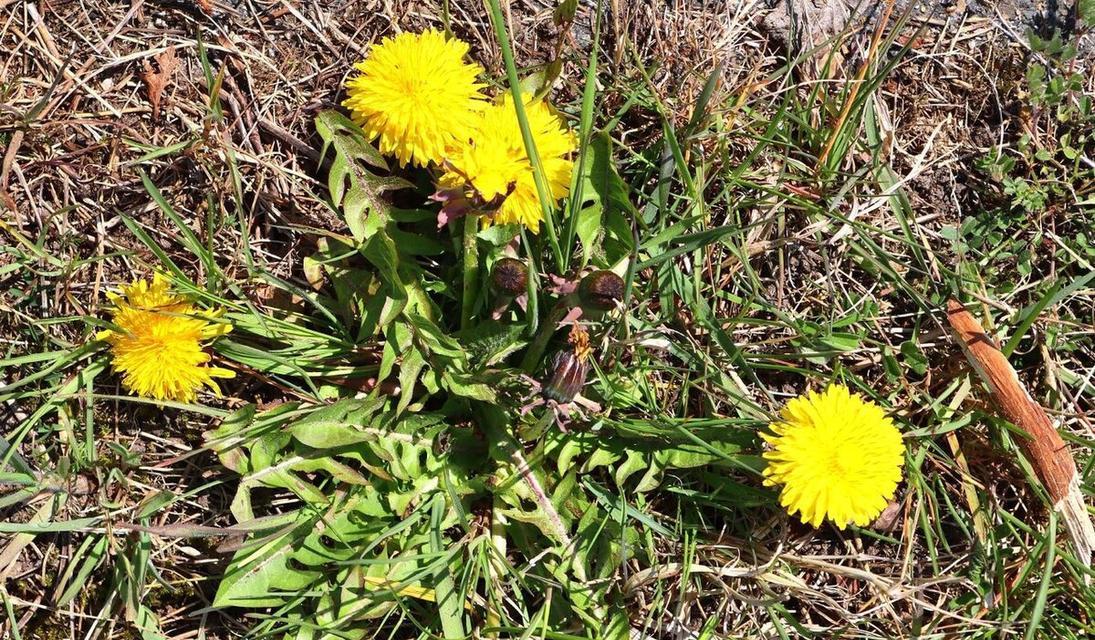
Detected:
[
  {"left": 195, "top": 0, "right": 213, "bottom": 13},
  {"left": 141, "top": 47, "right": 180, "bottom": 120},
  {"left": 869, "top": 500, "right": 903, "bottom": 534}
]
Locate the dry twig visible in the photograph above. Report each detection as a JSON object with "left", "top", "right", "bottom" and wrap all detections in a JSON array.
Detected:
[{"left": 946, "top": 299, "right": 1095, "bottom": 568}]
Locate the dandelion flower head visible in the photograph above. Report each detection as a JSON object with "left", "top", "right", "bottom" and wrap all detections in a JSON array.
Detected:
[
  {"left": 762, "top": 385, "right": 904, "bottom": 529},
  {"left": 98, "top": 274, "right": 234, "bottom": 403},
  {"left": 440, "top": 96, "right": 576, "bottom": 233},
  {"left": 343, "top": 29, "right": 486, "bottom": 167}
]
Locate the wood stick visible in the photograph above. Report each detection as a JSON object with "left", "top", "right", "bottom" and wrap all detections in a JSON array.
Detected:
[{"left": 946, "top": 299, "right": 1095, "bottom": 567}]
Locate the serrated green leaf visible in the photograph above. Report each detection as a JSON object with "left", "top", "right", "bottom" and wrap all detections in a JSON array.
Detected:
[
  {"left": 396, "top": 345, "right": 426, "bottom": 414},
  {"left": 214, "top": 525, "right": 320, "bottom": 608},
  {"left": 614, "top": 449, "right": 647, "bottom": 486},
  {"left": 441, "top": 370, "right": 497, "bottom": 402},
  {"left": 458, "top": 320, "right": 528, "bottom": 367},
  {"left": 555, "top": 433, "right": 594, "bottom": 474},
  {"left": 583, "top": 446, "right": 621, "bottom": 472},
  {"left": 575, "top": 133, "right": 637, "bottom": 265},
  {"left": 406, "top": 313, "right": 466, "bottom": 360},
  {"left": 360, "top": 230, "right": 407, "bottom": 300},
  {"left": 634, "top": 461, "right": 664, "bottom": 493},
  {"left": 314, "top": 110, "right": 412, "bottom": 242}
]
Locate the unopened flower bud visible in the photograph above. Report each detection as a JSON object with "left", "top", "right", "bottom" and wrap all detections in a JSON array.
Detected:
[
  {"left": 578, "top": 270, "right": 624, "bottom": 311},
  {"left": 543, "top": 350, "right": 590, "bottom": 403},
  {"left": 491, "top": 258, "right": 528, "bottom": 296}
]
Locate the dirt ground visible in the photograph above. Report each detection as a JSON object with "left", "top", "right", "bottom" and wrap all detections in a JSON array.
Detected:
[{"left": 0, "top": 0, "right": 1061, "bottom": 240}]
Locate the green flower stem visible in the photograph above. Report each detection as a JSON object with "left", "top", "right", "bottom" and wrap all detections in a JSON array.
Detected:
[
  {"left": 485, "top": 0, "right": 565, "bottom": 271},
  {"left": 486, "top": 494, "right": 507, "bottom": 635},
  {"left": 461, "top": 213, "right": 479, "bottom": 330},
  {"left": 520, "top": 227, "right": 540, "bottom": 336},
  {"left": 561, "top": 0, "right": 603, "bottom": 271},
  {"left": 518, "top": 302, "right": 570, "bottom": 373}
]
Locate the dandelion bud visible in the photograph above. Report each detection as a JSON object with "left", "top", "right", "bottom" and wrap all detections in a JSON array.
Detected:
[
  {"left": 543, "top": 350, "right": 590, "bottom": 403},
  {"left": 578, "top": 270, "right": 624, "bottom": 311},
  {"left": 491, "top": 257, "right": 528, "bottom": 296}
]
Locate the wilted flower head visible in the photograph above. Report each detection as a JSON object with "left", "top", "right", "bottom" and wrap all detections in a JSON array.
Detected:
[
  {"left": 343, "top": 29, "right": 486, "bottom": 167},
  {"left": 543, "top": 325, "right": 592, "bottom": 403},
  {"left": 762, "top": 385, "right": 904, "bottom": 529},
  {"left": 439, "top": 96, "right": 576, "bottom": 232},
  {"left": 491, "top": 257, "right": 529, "bottom": 297},
  {"left": 578, "top": 270, "right": 625, "bottom": 311},
  {"left": 97, "top": 274, "right": 234, "bottom": 402}
]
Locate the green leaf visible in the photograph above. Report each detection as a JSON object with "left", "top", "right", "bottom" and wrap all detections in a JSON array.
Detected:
[
  {"left": 1026, "top": 64, "right": 1047, "bottom": 104},
  {"left": 900, "top": 340, "right": 928, "bottom": 376},
  {"left": 315, "top": 110, "right": 412, "bottom": 242},
  {"left": 575, "top": 133, "right": 637, "bottom": 265},
  {"left": 396, "top": 345, "right": 426, "bottom": 414},
  {"left": 634, "top": 462, "right": 664, "bottom": 493},
  {"left": 360, "top": 230, "right": 407, "bottom": 299},
  {"left": 379, "top": 321, "right": 411, "bottom": 381},
  {"left": 288, "top": 398, "right": 385, "bottom": 449},
  {"left": 654, "top": 442, "right": 726, "bottom": 470},
  {"left": 477, "top": 223, "right": 522, "bottom": 246},
  {"left": 0, "top": 516, "right": 102, "bottom": 533},
  {"left": 583, "top": 446, "right": 622, "bottom": 472},
  {"left": 574, "top": 200, "right": 603, "bottom": 263},
  {"left": 615, "top": 449, "right": 647, "bottom": 486},
  {"left": 1080, "top": 0, "right": 1095, "bottom": 26},
  {"left": 554, "top": 0, "right": 578, "bottom": 24},
  {"left": 290, "top": 420, "right": 369, "bottom": 449},
  {"left": 519, "top": 68, "right": 559, "bottom": 103},
  {"left": 441, "top": 370, "right": 498, "bottom": 402},
  {"left": 458, "top": 319, "right": 528, "bottom": 367},
  {"left": 555, "top": 432, "right": 594, "bottom": 474},
  {"left": 406, "top": 313, "right": 467, "bottom": 360},
  {"left": 581, "top": 133, "right": 636, "bottom": 216},
  {"left": 213, "top": 522, "right": 320, "bottom": 608},
  {"left": 292, "top": 457, "right": 370, "bottom": 485},
  {"left": 819, "top": 332, "right": 861, "bottom": 352}
]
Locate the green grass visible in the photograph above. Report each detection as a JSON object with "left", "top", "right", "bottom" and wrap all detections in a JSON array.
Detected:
[{"left": 3, "top": 2, "right": 1095, "bottom": 639}]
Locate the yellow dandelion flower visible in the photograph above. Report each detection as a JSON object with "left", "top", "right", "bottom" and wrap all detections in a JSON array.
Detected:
[
  {"left": 343, "top": 29, "right": 486, "bottom": 167},
  {"left": 762, "top": 385, "right": 904, "bottom": 529},
  {"left": 97, "top": 274, "right": 234, "bottom": 403},
  {"left": 440, "top": 96, "right": 577, "bottom": 233}
]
